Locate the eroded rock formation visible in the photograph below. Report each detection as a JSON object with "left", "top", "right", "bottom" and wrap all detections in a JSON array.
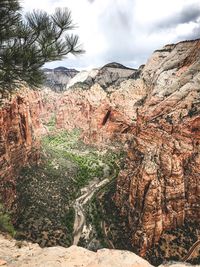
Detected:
[
  {"left": 55, "top": 39, "right": 200, "bottom": 255},
  {"left": 67, "top": 62, "right": 136, "bottom": 89},
  {"left": 57, "top": 79, "right": 146, "bottom": 144},
  {"left": 0, "top": 88, "right": 59, "bottom": 208},
  {"left": 114, "top": 40, "right": 200, "bottom": 255},
  {"left": 43, "top": 67, "right": 79, "bottom": 92},
  {"left": 0, "top": 39, "right": 199, "bottom": 259}
]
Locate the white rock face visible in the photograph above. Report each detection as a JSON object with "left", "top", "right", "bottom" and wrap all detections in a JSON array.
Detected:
[
  {"left": 0, "top": 234, "right": 152, "bottom": 267},
  {"left": 67, "top": 63, "right": 136, "bottom": 89},
  {"left": 67, "top": 69, "right": 99, "bottom": 88}
]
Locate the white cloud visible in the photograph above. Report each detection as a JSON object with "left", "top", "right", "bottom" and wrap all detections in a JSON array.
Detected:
[{"left": 21, "top": 0, "right": 200, "bottom": 70}]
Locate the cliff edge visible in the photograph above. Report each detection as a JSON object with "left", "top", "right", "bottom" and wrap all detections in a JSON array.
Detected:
[{"left": 0, "top": 234, "right": 197, "bottom": 267}]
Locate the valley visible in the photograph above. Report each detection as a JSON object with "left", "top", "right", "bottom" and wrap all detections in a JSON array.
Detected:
[
  {"left": 13, "top": 125, "right": 124, "bottom": 250},
  {"left": 0, "top": 39, "right": 199, "bottom": 266}
]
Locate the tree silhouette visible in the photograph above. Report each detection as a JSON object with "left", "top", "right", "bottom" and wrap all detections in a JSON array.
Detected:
[{"left": 0, "top": 0, "right": 84, "bottom": 93}]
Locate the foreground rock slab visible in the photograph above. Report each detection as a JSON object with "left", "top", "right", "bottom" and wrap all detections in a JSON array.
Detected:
[{"left": 0, "top": 235, "right": 198, "bottom": 267}]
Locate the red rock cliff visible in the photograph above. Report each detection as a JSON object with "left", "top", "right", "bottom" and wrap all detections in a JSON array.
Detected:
[
  {"left": 114, "top": 40, "right": 200, "bottom": 255},
  {"left": 56, "top": 79, "right": 146, "bottom": 144},
  {"left": 55, "top": 39, "right": 200, "bottom": 255},
  {"left": 0, "top": 88, "right": 59, "bottom": 208},
  {"left": 0, "top": 39, "right": 199, "bottom": 256}
]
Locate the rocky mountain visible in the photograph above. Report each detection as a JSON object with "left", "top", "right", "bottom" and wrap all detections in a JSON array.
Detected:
[
  {"left": 115, "top": 40, "right": 200, "bottom": 256},
  {"left": 67, "top": 62, "right": 136, "bottom": 89},
  {"left": 0, "top": 39, "right": 199, "bottom": 265},
  {"left": 55, "top": 39, "right": 200, "bottom": 256},
  {"left": 67, "top": 68, "right": 99, "bottom": 89},
  {"left": 43, "top": 67, "right": 79, "bottom": 92},
  {"left": 43, "top": 63, "right": 136, "bottom": 92}
]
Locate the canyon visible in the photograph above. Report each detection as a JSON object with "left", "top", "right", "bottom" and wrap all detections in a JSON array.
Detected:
[
  {"left": 54, "top": 39, "right": 200, "bottom": 257},
  {"left": 0, "top": 39, "right": 200, "bottom": 265}
]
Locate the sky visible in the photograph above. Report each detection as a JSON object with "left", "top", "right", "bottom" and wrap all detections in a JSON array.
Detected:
[{"left": 21, "top": 0, "right": 200, "bottom": 70}]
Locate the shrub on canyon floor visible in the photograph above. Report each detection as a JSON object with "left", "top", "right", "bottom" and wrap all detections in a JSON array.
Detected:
[
  {"left": 145, "top": 220, "right": 200, "bottom": 266},
  {"left": 42, "top": 129, "right": 111, "bottom": 188},
  {"left": 0, "top": 202, "right": 15, "bottom": 236},
  {"left": 14, "top": 129, "right": 123, "bottom": 248},
  {"left": 45, "top": 114, "right": 56, "bottom": 132},
  {"left": 85, "top": 180, "right": 132, "bottom": 250}
]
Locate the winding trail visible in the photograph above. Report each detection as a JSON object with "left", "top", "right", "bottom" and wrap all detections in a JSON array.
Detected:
[
  {"left": 182, "top": 240, "right": 200, "bottom": 261},
  {"left": 73, "top": 178, "right": 110, "bottom": 245}
]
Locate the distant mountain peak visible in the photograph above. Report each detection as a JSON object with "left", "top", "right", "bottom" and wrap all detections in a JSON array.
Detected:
[
  {"left": 101, "top": 62, "right": 136, "bottom": 70},
  {"left": 42, "top": 66, "right": 79, "bottom": 73}
]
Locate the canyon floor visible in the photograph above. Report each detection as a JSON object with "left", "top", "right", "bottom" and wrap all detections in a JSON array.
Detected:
[
  {"left": 0, "top": 39, "right": 200, "bottom": 266},
  {"left": 11, "top": 122, "right": 124, "bottom": 249},
  {"left": 4, "top": 125, "right": 199, "bottom": 266}
]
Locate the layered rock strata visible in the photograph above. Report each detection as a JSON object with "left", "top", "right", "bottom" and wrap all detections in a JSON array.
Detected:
[
  {"left": 0, "top": 39, "right": 199, "bottom": 257},
  {"left": 57, "top": 79, "right": 146, "bottom": 144},
  {"left": 0, "top": 88, "right": 59, "bottom": 208},
  {"left": 114, "top": 40, "right": 200, "bottom": 255},
  {"left": 55, "top": 40, "right": 200, "bottom": 255},
  {"left": 67, "top": 62, "right": 136, "bottom": 89}
]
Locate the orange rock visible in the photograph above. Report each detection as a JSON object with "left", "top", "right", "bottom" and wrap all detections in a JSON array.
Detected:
[
  {"left": 114, "top": 39, "right": 200, "bottom": 255},
  {"left": 0, "top": 88, "right": 59, "bottom": 208},
  {"left": 0, "top": 259, "right": 7, "bottom": 266}
]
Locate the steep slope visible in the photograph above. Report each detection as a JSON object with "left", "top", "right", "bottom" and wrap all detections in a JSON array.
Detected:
[
  {"left": 55, "top": 39, "right": 200, "bottom": 256},
  {"left": 67, "top": 69, "right": 99, "bottom": 89},
  {"left": 43, "top": 67, "right": 79, "bottom": 91},
  {"left": 0, "top": 90, "right": 41, "bottom": 208},
  {"left": 0, "top": 88, "right": 59, "bottom": 208},
  {"left": 114, "top": 39, "right": 200, "bottom": 255},
  {"left": 57, "top": 79, "right": 146, "bottom": 144}
]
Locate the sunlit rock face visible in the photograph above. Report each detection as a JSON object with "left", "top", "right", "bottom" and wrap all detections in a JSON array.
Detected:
[
  {"left": 43, "top": 67, "right": 79, "bottom": 92},
  {"left": 57, "top": 79, "right": 146, "bottom": 144},
  {"left": 0, "top": 90, "right": 41, "bottom": 207},
  {"left": 0, "top": 234, "right": 154, "bottom": 267},
  {"left": 0, "top": 234, "right": 197, "bottom": 266}
]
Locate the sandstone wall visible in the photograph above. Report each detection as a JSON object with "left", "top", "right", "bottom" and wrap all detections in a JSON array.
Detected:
[
  {"left": 0, "top": 88, "right": 59, "bottom": 208},
  {"left": 0, "top": 39, "right": 199, "bottom": 256},
  {"left": 56, "top": 79, "right": 146, "bottom": 144},
  {"left": 0, "top": 90, "right": 41, "bottom": 208},
  {"left": 55, "top": 39, "right": 200, "bottom": 255},
  {"left": 114, "top": 40, "right": 200, "bottom": 255}
]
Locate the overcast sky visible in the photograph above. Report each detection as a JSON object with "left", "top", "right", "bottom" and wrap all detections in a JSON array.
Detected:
[{"left": 21, "top": 0, "right": 200, "bottom": 70}]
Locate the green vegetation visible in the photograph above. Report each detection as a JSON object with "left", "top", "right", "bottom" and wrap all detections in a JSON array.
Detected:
[
  {"left": 63, "top": 207, "right": 75, "bottom": 234},
  {"left": 86, "top": 194, "right": 109, "bottom": 248},
  {"left": 85, "top": 180, "right": 132, "bottom": 250},
  {"left": 188, "top": 103, "right": 199, "bottom": 117},
  {"left": 45, "top": 114, "right": 56, "bottom": 132},
  {"left": 0, "top": 201, "right": 15, "bottom": 237},
  {"left": 0, "top": 0, "right": 84, "bottom": 94},
  {"left": 15, "top": 129, "right": 122, "bottom": 248},
  {"left": 42, "top": 129, "right": 120, "bottom": 189}
]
